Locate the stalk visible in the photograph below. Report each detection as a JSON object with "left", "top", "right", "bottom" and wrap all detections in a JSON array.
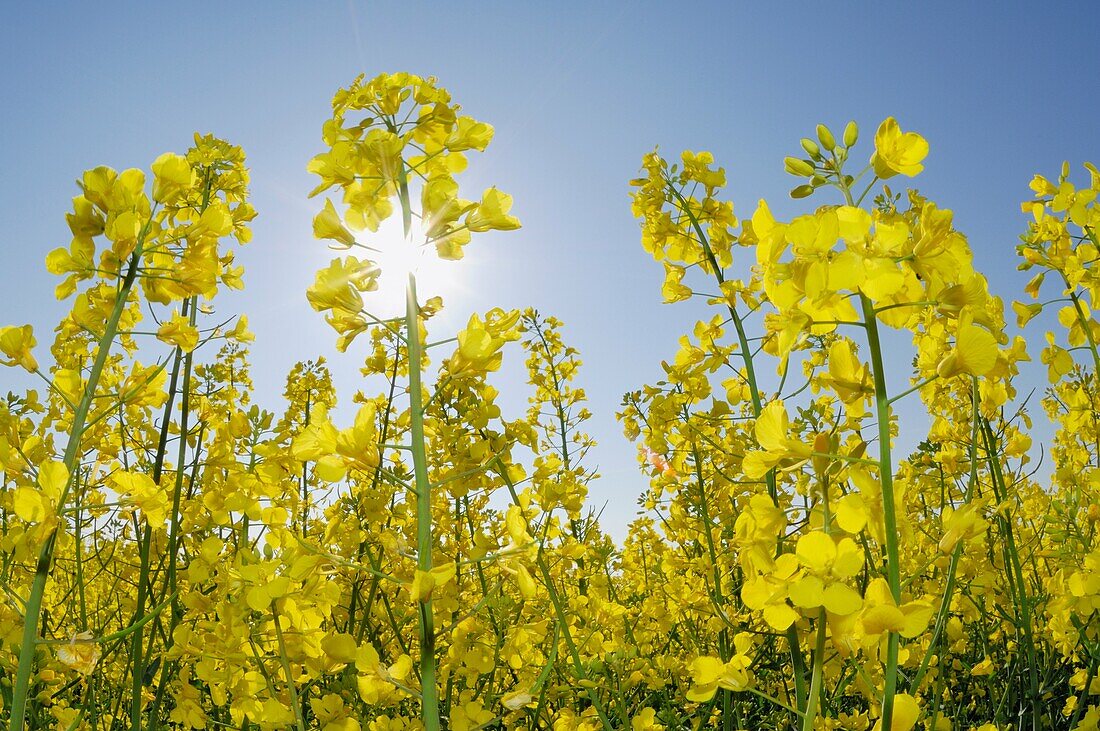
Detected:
[
  {"left": 497, "top": 462, "right": 615, "bottom": 731},
  {"left": 910, "top": 378, "right": 980, "bottom": 694},
  {"left": 134, "top": 169, "right": 212, "bottom": 731},
  {"left": 980, "top": 418, "right": 1040, "bottom": 729},
  {"left": 528, "top": 316, "right": 590, "bottom": 595},
  {"left": 667, "top": 180, "right": 808, "bottom": 712},
  {"left": 407, "top": 269, "right": 440, "bottom": 729},
  {"left": 801, "top": 610, "right": 828, "bottom": 731},
  {"left": 272, "top": 607, "right": 307, "bottom": 731},
  {"left": 860, "top": 294, "right": 902, "bottom": 731},
  {"left": 397, "top": 176, "right": 441, "bottom": 731},
  {"left": 9, "top": 226, "right": 150, "bottom": 731},
  {"left": 147, "top": 301, "right": 201, "bottom": 731}
]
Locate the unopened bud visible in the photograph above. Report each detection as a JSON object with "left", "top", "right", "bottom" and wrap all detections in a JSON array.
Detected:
[
  {"left": 843, "top": 120, "right": 859, "bottom": 147},
  {"left": 800, "top": 138, "right": 822, "bottom": 159},
  {"left": 784, "top": 157, "right": 815, "bottom": 177},
  {"left": 790, "top": 184, "right": 815, "bottom": 199},
  {"left": 816, "top": 124, "right": 836, "bottom": 151},
  {"left": 936, "top": 352, "right": 960, "bottom": 379},
  {"left": 812, "top": 433, "right": 831, "bottom": 475}
]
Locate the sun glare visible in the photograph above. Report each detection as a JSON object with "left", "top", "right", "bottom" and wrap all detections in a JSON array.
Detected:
[{"left": 355, "top": 215, "right": 464, "bottom": 317}]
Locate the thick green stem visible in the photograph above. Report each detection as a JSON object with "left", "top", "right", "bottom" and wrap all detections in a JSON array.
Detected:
[
  {"left": 272, "top": 607, "right": 307, "bottom": 731},
  {"left": 8, "top": 235, "right": 149, "bottom": 731},
  {"left": 406, "top": 260, "right": 440, "bottom": 727},
  {"left": 860, "top": 294, "right": 901, "bottom": 731},
  {"left": 1068, "top": 288, "right": 1100, "bottom": 379},
  {"left": 801, "top": 610, "right": 828, "bottom": 731}
]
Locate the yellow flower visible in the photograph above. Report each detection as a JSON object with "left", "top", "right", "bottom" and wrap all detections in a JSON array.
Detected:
[
  {"left": 685, "top": 652, "right": 753, "bottom": 702},
  {"left": 306, "top": 256, "right": 380, "bottom": 315},
  {"left": 446, "top": 116, "right": 495, "bottom": 152},
  {"left": 56, "top": 632, "right": 101, "bottom": 675},
  {"left": 150, "top": 152, "right": 193, "bottom": 202},
  {"left": 939, "top": 500, "right": 989, "bottom": 553},
  {"left": 936, "top": 320, "right": 999, "bottom": 378},
  {"left": 111, "top": 470, "right": 170, "bottom": 526},
  {"left": 871, "top": 117, "right": 929, "bottom": 178},
  {"left": 859, "top": 578, "right": 934, "bottom": 639},
  {"left": 660, "top": 262, "right": 692, "bottom": 303},
  {"left": 872, "top": 693, "right": 920, "bottom": 731},
  {"left": 409, "top": 563, "right": 457, "bottom": 603},
  {"left": 464, "top": 188, "right": 521, "bottom": 234},
  {"left": 320, "top": 632, "right": 358, "bottom": 665},
  {"left": 156, "top": 311, "right": 200, "bottom": 352},
  {"left": 741, "top": 553, "right": 801, "bottom": 630},
  {"left": 314, "top": 198, "right": 356, "bottom": 248},
  {"left": 0, "top": 324, "right": 38, "bottom": 372},
  {"left": 13, "top": 460, "right": 69, "bottom": 525},
  {"left": 742, "top": 400, "right": 812, "bottom": 478},
  {"left": 631, "top": 708, "right": 664, "bottom": 730},
  {"left": 501, "top": 690, "right": 535, "bottom": 711},
  {"left": 788, "top": 532, "right": 864, "bottom": 616},
  {"left": 450, "top": 309, "right": 520, "bottom": 375},
  {"left": 311, "top": 694, "right": 361, "bottom": 731}
]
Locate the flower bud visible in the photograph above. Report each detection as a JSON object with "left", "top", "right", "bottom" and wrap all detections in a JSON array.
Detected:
[
  {"left": 816, "top": 124, "right": 836, "bottom": 151},
  {"left": 800, "top": 138, "right": 822, "bottom": 159},
  {"left": 843, "top": 120, "right": 859, "bottom": 147},
  {"left": 784, "top": 157, "right": 815, "bottom": 177},
  {"left": 936, "top": 352, "right": 960, "bottom": 379},
  {"left": 812, "top": 433, "right": 831, "bottom": 475},
  {"left": 790, "top": 184, "right": 815, "bottom": 199}
]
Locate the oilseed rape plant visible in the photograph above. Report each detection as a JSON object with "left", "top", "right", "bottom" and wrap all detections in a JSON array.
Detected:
[{"left": 0, "top": 72, "right": 1098, "bottom": 731}]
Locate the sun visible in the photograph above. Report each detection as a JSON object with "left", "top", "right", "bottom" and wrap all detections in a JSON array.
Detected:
[{"left": 356, "top": 215, "right": 465, "bottom": 317}]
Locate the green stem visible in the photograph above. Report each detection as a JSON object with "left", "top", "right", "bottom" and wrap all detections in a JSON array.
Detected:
[
  {"left": 132, "top": 173, "right": 212, "bottom": 731},
  {"left": 1068, "top": 647, "right": 1099, "bottom": 731},
  {"left": 910, "top": 378, "right": 980, "bottom": 695},
  {"left": 496, "top": 461, "right": 615, "bottom": 731},
  {"left": 9, "top": 229, "right": 150, "bottom": 731},
  {"left": 666, "top": 178, "right": 808, "bottom": 713},
  {"left": 979, "top": 418, "right": 1040, "bottom": 730},
  {"left": 801, "top": 610, "right": 828, "bottom": 731},
  {"left": 401, "top": 175, "right": 440, "bottom": 730},
  {"left": 146, "top": 301, "right": 200, "bottom": 731},
  {"left": 272, "top": 607, "right": 307, "bottom": 731},
  {"left": 1068, "top": 288, "right": 1100, "bottom": 378},
  {"left": 860, "top": 294, "right": 901, "bottom": 731}
]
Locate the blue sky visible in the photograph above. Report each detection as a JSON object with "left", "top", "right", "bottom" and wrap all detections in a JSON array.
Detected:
[{"left": 1, "top": 3, "right": 1097, "bottom": 537}]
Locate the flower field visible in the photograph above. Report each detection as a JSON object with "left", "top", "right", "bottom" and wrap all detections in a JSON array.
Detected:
[{"left": 1, "top": 71, "right": 1098, "bottom": 731}]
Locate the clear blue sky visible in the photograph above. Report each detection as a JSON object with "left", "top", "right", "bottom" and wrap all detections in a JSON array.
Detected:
[{"left": 2, "top": 3, "right": 1097, "bottom": 537}]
